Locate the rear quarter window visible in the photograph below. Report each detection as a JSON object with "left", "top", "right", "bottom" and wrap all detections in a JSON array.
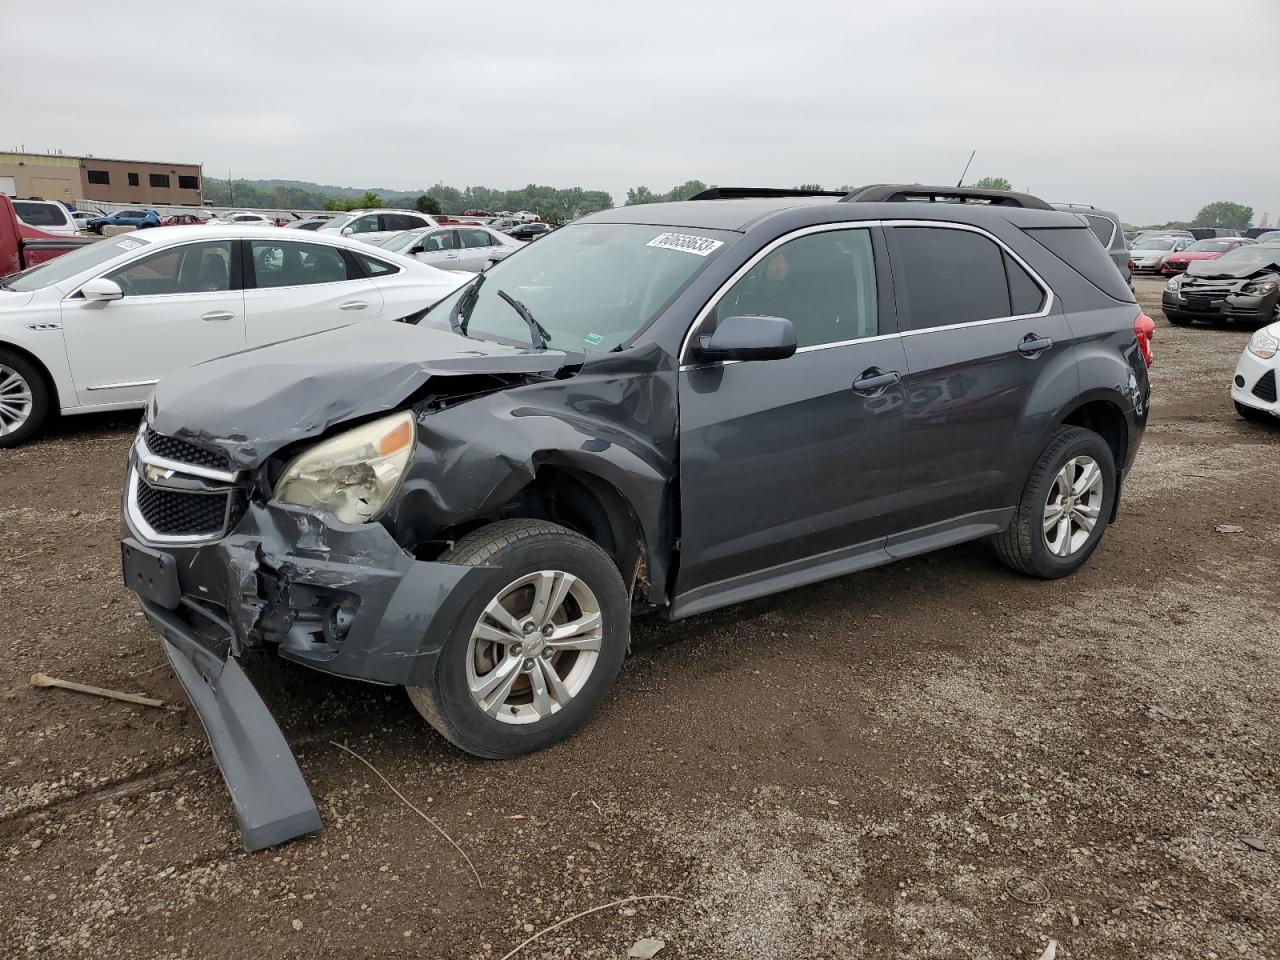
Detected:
[
  {"left": 1024, "top": 227, "right": 1135, "bottom": 303},
  {"left": 14, "top": 201, "right": 70, "bottom": 227}
]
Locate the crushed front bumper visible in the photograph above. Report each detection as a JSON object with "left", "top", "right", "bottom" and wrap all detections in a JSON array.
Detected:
[
  {"left": 1162, "top": 288, "right": 1276, "bottom": 324},
  {"left": 122, "top": 499, "right": 493, "bottom": 850}
]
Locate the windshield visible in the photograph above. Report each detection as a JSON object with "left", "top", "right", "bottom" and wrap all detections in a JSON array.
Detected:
[
  {"left": 380, "top": 228, "right": 428, "bottom": 253},
  {"left": 1187, "top": 239, "right": 1232, "bottom": 253},
  {"left": 1133, "top": 238, "right": 1177, "bottom": 251},
  {"left": 1219, "top": 244, "right": 1280, "bottom": 264},
  {"left": 317, "top": 215, "right": 351, "bottom": 232},
  {"left": 428, "top": 223, "right": 735, "bottom": 352},
  {"left": 4, "top": 235, "right": 150, "bottom": 292}
]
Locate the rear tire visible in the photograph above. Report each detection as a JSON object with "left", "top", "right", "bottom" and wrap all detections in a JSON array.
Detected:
[
  {"left": 1235, "top": 400, "right": 1273, "bottom": 424},
  {"left": 992, "top": 426, "right": 1117, "bottom": 579},
  {"left": 0, "top": 349, "right": 50, "bottom": 448},
  {"left": 406, "top": 519, "right": 629, "bottom": 758}
]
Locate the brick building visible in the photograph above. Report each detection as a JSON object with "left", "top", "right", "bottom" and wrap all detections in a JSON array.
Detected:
[{"left": 77, "top": 156, "right": 203, "bottom": 205}]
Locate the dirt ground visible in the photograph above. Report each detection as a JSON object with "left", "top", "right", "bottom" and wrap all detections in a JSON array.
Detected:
[{"left": 2, "top": 277, "right": 1277, "bottom": 960}]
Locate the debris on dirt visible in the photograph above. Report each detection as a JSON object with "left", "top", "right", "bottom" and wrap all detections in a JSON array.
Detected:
[
  {"left": 1003, "top": 875, "right": 1051, "bottom": 906},
  {"left": 1239, "top": 836, "right": 1267, "bottom": 853},
  {"left": 496, "top": 895, "right": 685, "bottom": 960},
  {"left": 628, "top": 937, "right": 666, "bottom": 959},
  {"left": 2, "top": 514, "right": 112, "bottom": 562},
  {"left": 1147, "top": 704, "right": 1177, "bottom": 720},
  {"left": 29, "top": 672, "right": 166, "bottom": 709},
  {"left": 291, "top": 919, "right": 303, "bottom": 932},
  {"left": 330, "top": 740, "right": 483, "bottom": 888},
  {"left": 1215, "top": 524, "right": 1245, "bottom": 534},
  {"left": 1037, "top": 940, "right": 1058, "bottom": 960},
  {"left": 587, "top": 840, "right": 603, "bottom": 852}
]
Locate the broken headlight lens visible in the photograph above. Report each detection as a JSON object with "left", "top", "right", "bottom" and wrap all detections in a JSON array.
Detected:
[
  {"left": 1242, "top": 280, "right": 1278, "bottom": 297},
  {"left": 274, "top": 411, "right": 415, "bottom": 523},
  {"left": 1246, "top": 325, "right": 1280, "bottom": 360}
]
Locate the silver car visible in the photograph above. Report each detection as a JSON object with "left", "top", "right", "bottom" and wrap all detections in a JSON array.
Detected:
[
  {"left": 1129, "top": 235, "right": 1194, "bottom": 275},
  {"left": 378, "top": 225, "right": 522, "bottom": 272}
]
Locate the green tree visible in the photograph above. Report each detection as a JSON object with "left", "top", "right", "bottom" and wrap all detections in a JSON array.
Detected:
[
  {"left": 1192, "top": 201, "right": 1253, "bottom": 230},
  {"left": 968, "top": 176, "right": 1012, "bottom": 191},
  {"left": 794, "top": 183, "right": 825, "bottom": 191},
  {"left": 415, "top": 194, "right": 442, "bottom": 215},
  {"left": 626, "top": 186, "right": 657, "bottom": 205}
]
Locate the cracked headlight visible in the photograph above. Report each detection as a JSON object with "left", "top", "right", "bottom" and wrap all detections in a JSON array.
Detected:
[
  {"left": 1247, "top": 325, "right": 1280, "bottom": 360},
  {"left": 274, "top": 411, "right": 415, "bottom": 523},
  {"left": 1242, "top": 280, "right": 1278, "bottom": 297}
]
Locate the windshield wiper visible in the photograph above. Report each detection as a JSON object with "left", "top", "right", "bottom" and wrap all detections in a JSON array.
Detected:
[
  {"left": 497, "top": 289, "right": 552, "bottom": 350},
  {"left": 449, "top": 274, "right": 483, "bottom": 337}
]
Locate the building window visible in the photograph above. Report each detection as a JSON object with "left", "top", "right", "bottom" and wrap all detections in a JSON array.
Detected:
[
  {"left": 128, "top": 172, "right": 140, "bottom": 187},
  {"left": 149, "top": 173, "right": 171, "bottom": 189},
  {"left": 178, "top": 175, "right": 199, "bottom": 190},
  {"left": 87, "top": 170, "right": 110, "bottom": 185}
]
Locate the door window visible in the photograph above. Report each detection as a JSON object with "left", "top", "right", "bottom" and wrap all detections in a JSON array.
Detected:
[
  {"left": 711, "top": 228, "right": 878, "bottom": 348},
  {"left": 105, "top": 241, "right": 234, "bottom": 296},
  {"left": 380, "top": 213, "right": 422, "bottom": 232},
  {"left": 892, "top": 227, "right": 1028, "bottom": 331},
  {"left": 418, "top": 230, "right": 454, "bottom": 252},
  {"left": 459, "top": 228, "right": 498, "bottom": 250},
  {"left": 346, "top": 214, "right": 381, "bottom": 234},
  {"left": 250, "top": 240, "right": 354, "bottom": 288}
]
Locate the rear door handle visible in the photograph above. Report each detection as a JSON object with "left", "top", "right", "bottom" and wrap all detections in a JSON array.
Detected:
[
  {"left": 1018, "top": 334, "right": 1054, "bottom": 356},
  {"left": 339, "top": 301, "right": 369, "bottom": 311},
  {"left": 852, "top": 368, "right": 902, "bottom": 394},
  {"left": 201, "top": 311, "right": 235, "bottom": 322}
]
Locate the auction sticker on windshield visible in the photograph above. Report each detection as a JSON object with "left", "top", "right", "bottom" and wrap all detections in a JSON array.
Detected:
[
  {"left": 115, "top": 238, "right": 143, "bottom": 251},
  {"left": 646, "top": 233, "right": 724, "bottom": 257}
]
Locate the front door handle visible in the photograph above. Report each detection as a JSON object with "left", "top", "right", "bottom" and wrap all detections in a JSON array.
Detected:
[
  {"left": 201, "top": 311, "right": 235, "bottom": 322},
  {"left": 852, "top": 367, "right": 902, "bottom": 394},
  {"left": 1018, "top": 334, "right": 1054, "bottom": 356},
  {"left": 339, "top": 301, "right": 369, "bottom": 311},
  {"left": 444, "top": 253, "right": 459, "bottom": 259}
]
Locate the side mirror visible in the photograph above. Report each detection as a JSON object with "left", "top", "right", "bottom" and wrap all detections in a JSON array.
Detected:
[
  {"left": 408, "top": 244, "right": 425, "bottom": 255},
  {"left": 81, "top": 278, "right": 124, "bottom": 302},
  {"left": 482, "top": 257, "right": 501, "bottom": 272},
  {"left": 341, "top": 226, "right": 354, "bottom": 236},
  {"left": 692, "top": 315, "right": 796, "bottom": 363}
]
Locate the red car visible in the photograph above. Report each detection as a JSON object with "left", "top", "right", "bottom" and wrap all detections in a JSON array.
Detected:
[
  {"left": 1161, "top": 237, "right": 1255, "bottom": 274},
  {"left": 160, "top": 213, "right": 210, "bottom": 227}
]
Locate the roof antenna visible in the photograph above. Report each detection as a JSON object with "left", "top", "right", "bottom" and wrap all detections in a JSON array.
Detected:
[{"left": 956, "top": 149, "right": 976, "bottom": 188}]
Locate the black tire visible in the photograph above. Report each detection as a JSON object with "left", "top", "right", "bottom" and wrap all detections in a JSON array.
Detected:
[
  {"left": 406, "top": 519, "right": 629, "bottom": 758},
  {"left": 992, "top": 426, "right": 1117, "bottom": 579},
  {"left": 1235, "top": 401, "right": 1273, "bottom": 424},
  {"left": 1164, "top": 310, "right": 1193, "bottom": 326},
  {"left": 0, "top": 348, "right": 51, "bottom": 448}
]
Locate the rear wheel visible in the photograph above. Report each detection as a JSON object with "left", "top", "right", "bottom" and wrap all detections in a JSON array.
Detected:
[
  {"left": 992, "top": 426, "right": 1117, "bottom": 579},
  {"left": 0, "top": 349, "right": 50, "bottom": 448},
  {"left": 406, "top": 519, "right": 629, "bottom": 758}
]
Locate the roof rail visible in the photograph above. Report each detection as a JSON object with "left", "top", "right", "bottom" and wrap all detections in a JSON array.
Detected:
[
  {"left": 840, "top": 184, "right": 1053, "bottom": 211},
  {"left": 688, "top": 187, "right": 847, "bottom": 201}
]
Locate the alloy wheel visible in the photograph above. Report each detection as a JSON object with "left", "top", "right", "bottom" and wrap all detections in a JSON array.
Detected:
[
  {"left": 466, "top": 570, "right": 603, "bottom": 725},
  {"left": 0, "top": 364, "right": 33, "bottom": 437},
  {"left": 1043, "top": 455, "right": 1104, "bottom": 557}
]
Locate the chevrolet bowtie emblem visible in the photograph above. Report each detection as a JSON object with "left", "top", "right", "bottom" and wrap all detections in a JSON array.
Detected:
[{"left": 144, "top": 464, "right": 175, "bottom": 483}]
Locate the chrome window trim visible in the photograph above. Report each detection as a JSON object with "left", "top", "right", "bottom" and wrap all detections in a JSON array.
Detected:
[{"left": 677, "top": 218, "right": 1055, "bottom": 368}]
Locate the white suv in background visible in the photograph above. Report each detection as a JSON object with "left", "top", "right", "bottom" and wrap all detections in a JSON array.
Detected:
[
  {"left": 11, "top": 199, "right": 78, "bottom": 236},
  {"left": 318, "top": 209, "right": 439, "bottom": 245}
]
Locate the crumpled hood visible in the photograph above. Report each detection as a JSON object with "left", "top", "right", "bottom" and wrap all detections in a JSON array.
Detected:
[
  {"left": 148, "top": 320, "right": 569, "bottom": 468},
  {"left": 1188, "top": 257, "right": 1280, "bottom": 279}
]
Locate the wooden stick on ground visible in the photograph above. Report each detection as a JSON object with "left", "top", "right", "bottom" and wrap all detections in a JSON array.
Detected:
[{"left": 30, "top": 672, "right": 167, "bottom": 709}]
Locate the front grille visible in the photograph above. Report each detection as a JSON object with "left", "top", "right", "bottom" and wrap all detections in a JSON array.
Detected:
[
  {"left": 1252, "top": 370, "right": 1277, "bottom": 404},
  {"left": 145, "top": 429, "right": 231, "bottom": 471},
  {"left": 135, "top": 480, "right": 230, "bottom": 536}
]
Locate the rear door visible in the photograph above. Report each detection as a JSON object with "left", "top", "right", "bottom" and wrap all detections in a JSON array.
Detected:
[
  {"left": 60, "top": 239, "right": 245, "bottom": 405},
  {"left": 884, "top": 223, "right": 1076, "bottom": 551},
  {"left": 242, "top": 238, "right": 384, "bottom": 346},
  {"left": 674, "top": 225, "right": 907, "bottom": 612}
]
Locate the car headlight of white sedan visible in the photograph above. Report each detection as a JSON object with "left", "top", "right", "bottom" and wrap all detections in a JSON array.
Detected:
[
  {"left": 1246, "top": 325, "right": 1280, "bottom": 360},
  {"left": 274, "top": 411, "right": 416, "bottom": 523}
]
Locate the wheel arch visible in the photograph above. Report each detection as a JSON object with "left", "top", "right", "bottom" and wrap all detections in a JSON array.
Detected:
[
  {"left": 1055, "top": 392, "right": 1130, "bottom": 472},
  {"left": 0, "top": 338, "right": 61, "bottom": 410}
]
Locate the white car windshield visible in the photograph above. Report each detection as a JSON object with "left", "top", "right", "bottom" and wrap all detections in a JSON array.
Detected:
[
  {"left": 317, "top": 215, "right": 351, "bottom": 232},
  {"left": 1133, "top": 238, "right": 1177, "bottom": 251},
  {"left": 3, "top": 236, "right": 151, "bottom": 292},
  {"left": 380, "top": 229, "right": 429, "bottom": 253}
]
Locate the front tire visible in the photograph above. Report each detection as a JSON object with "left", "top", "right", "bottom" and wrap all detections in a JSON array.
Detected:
[
  {"left": 0, "top": 349, "right": 50, "bottom": 448},
  {"left": 406, "top": 519, "right": 629, "bottom": 758},
  {"left": 992, "top": 426, "right": 1117, "bottom": 579}
]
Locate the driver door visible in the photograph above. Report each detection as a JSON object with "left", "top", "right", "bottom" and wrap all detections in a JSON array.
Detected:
[
  {"left": 60, "top": 240, "right": 246, "bottom": 406},
  {"left": 672, "top": 225, "right": 908, "bottom": 616}
]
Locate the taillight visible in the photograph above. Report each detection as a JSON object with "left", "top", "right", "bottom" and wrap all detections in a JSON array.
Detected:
[{"left": 1135, "top": 312, "right": 1155, "bottom": 367}]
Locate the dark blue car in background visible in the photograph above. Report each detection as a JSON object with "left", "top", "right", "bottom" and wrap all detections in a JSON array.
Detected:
[{"left": 87, "top": 208, "right": 161, "bottom": 234}]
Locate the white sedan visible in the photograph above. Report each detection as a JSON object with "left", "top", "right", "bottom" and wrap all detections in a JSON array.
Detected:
[
  {"left": 1232, "top": 321, "right": 1280, "bottom": 424},
  {"left": 378, "top": 224, "right": 523, "bottom": 271},
  {"left": 0, "top": 225, "right": 467, "bottom": 446}
]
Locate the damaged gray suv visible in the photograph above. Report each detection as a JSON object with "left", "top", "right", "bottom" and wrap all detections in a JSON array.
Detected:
[{"left": 121, "top": 184, "right": 1153, "bottom": 849}]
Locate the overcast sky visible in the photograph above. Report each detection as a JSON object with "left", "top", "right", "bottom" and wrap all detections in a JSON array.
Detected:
[{"left": 5, "top": 0, "right": 1278, "bottom": 224}]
